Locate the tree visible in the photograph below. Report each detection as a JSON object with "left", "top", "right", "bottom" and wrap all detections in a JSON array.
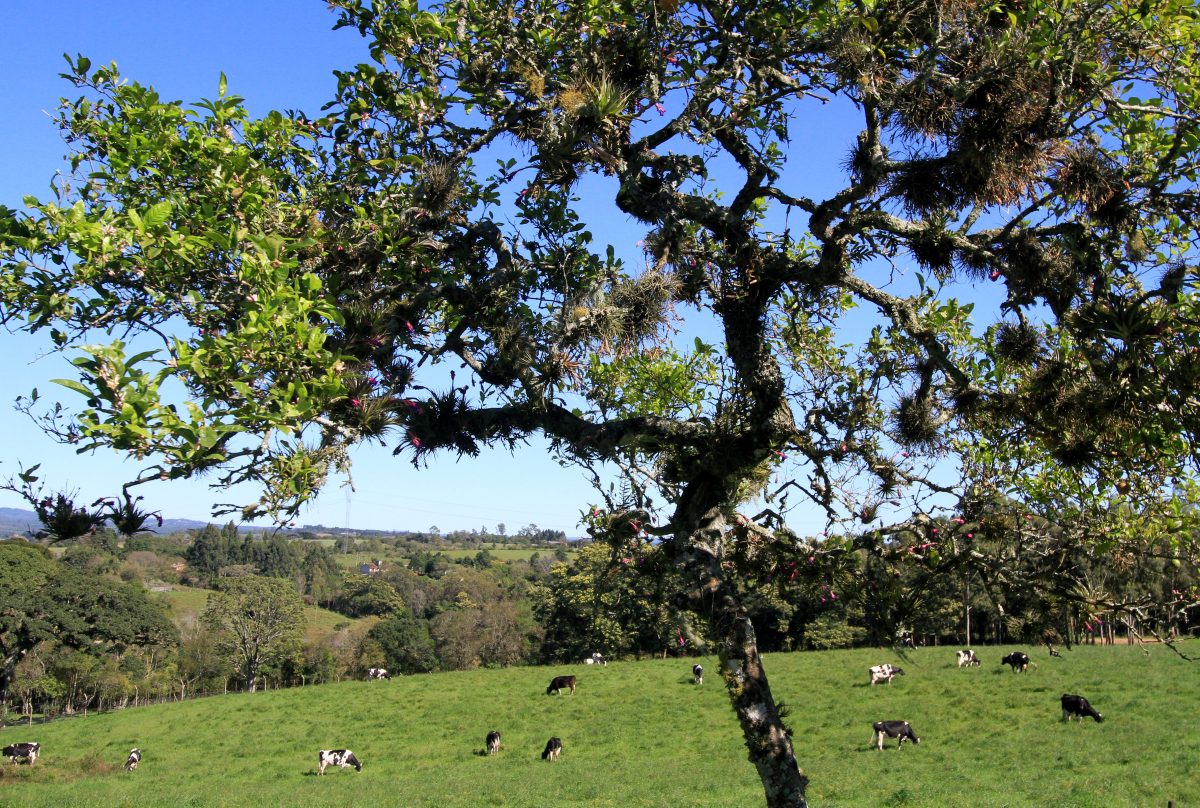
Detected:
[
  {"left": 0, "top": 540, "right": 177, "bottom": 722},
  {"left": 331, "top": 574, "right": 405, "bottom": 617},
  {"left": 368, "top": 611, "right": 437, "bottom": 674},
  {"left": 200, "top": 576, "right": 305, "bottom": 693},
  {"left": 4, "top": 2, "right": 1200, "bottom": 803}
]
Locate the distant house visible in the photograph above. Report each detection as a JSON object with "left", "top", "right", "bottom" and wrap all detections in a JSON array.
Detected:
[{"left": 359, "top": 559, "right": 384, "bottom": 576}]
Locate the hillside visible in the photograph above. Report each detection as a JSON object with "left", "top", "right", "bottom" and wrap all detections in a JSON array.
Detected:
[
  {"left": 154, "top": 585, "right": 371, "bottom": 643},
  {"left": 1, "top": 643, "right": 1196, "bottom": 807}
]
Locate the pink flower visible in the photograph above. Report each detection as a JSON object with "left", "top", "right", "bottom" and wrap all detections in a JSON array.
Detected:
[
  {"left": 655, "top": 102, "right": 666, "bottom": 116},
  {"left": 990, "top": 270, "right": 1001, "bottom": 280},
  {"left": 405, "top": 321, "right": 415, "bottom": 333},
  {"left": 350, "top": 398, "right": 361, "bottom": 407}
]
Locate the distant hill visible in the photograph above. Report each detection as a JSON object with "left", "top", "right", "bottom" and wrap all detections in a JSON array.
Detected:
[
  {"left": 0, "top": 506, "right": 239, "bottom": 538},
  {"left": 0, "top": 505, "right": 418, "bottom": 539},
  {"left": 0, "top": 506, "right": 40, "bottom": 537},
  {"left": 0, "top": 505, "right": 574, "bottom": 542}
]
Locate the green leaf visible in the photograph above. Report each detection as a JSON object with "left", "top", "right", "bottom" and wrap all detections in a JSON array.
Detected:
[
  {"left": 52, "top": 378, "right": 95, "bottom": 397},
  {"left": 144, "top": 201, "right": 172, "bottom": 230}
]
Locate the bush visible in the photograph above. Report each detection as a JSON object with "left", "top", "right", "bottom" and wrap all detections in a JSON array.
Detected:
[{"left": 804, "top": 615, "right": 867, "bottom": 650}]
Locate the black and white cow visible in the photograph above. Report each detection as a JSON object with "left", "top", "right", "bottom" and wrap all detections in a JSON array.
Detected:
[
  {"left": 868, "top": 663, "right": 905, "bottom": 685},
  {"left": 486, "top": 730, "right": 502, "bottom": 756},
  {"left": 1001, "top": 652, "right": 1031, "bottom": 672},
  {"left": 2, "top": 742, "right": 40, "bottom": 765},
  {"left": 872, "top": 721, "right": 920, "bottom": 751},
  {"left": 546, "top": 675, "right": 576, "bottom": 695},
  {"left": 1061, "top": 693, "right": 1104, "bottom": 723},
  {"left": 367, "top": 667, "right": 391, "bottom": 680},
  {"left": 584, "top": 652, "right": 607, "bottom": 666},
  {"left": 956, "top": 649, "right": 980, "bottom": 668},
  {"left": 541, "top": 737, "right": 563, "bottom": 761},
  {"left": 317, "top": 749, "right": 363, "bottom": 775},
  {"left": 125, "top": 748, "right": 142, "bottom": 771}
]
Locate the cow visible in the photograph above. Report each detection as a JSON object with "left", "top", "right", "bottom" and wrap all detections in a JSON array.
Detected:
[
  {"left": 868, "top": 663, "right": 905, "bottom": 685},
  {"left": 1001, "top": 652, "right": 1031, "bottom": 672},
  {"left": 546, "top": 675, "right": 576, "bottom": 695},
  {"left": 692, "top": 664, "right": 704, "bottom": 685},
  {"left": 486, "top": 730, "right": 502, "bottom": 756},
  {"left": 542, "top": 737, "right": 563, "bottom": 761},
  {"left": 125, "top": 748, "right": 142, "bottom": 771},
  {"left": 367, "top": 668, "right": 391, "bottom": 680},
  {"left": 1061, "top": 693, "right": 1104, "bottom": 723},
  {"left": 956, "top": 649, "right": 980, "bottom": 668},
  {"left": 872, "top": 721, "right": 920, "bottom": 751},
  {"left": 590, "top": 652, "right": 607, "bottom": 666},
  {"left": 2, "top": 742, "right": 40, "bottom": 766},
  {"left": 317, "top": 749, "right": 363, "bottom": 775}
]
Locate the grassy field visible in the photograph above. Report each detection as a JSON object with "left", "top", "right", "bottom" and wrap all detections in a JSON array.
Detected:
[
  {"left": 437, "top": 547, "right": 572, "bottom": 562},
  {"left": 0, "top": 642, "right": 1195, "bottom": 807},
  {"left": 155, "top": 585, "right": 365, "bottom": 642},
  {"left": 326, "top": 546, "right": 571, "bottom": 569}
]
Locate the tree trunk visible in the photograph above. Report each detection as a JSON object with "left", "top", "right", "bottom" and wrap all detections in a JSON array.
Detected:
[
  {"left": 676, "top": 480, "right": 809, "bottom": 808},
  {"left": 712, "top": 603, "right": 809, "bottom": 808}
]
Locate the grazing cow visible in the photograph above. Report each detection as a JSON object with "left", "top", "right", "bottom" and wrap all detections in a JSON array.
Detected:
[
  {"left": 868, "top": 663, "right": 905, "bottom": 685},
  {"left": 1001, "top": 652, "right": 1031, "bottom": 672},
  {"left": 872, "top": 721, "right": 920, "bottom": 751},
  {"left": 956, "top": 649, "right": 980, "bottom": 668},
  {"left": 125, "top": 748, "right": 142, "bottom": 771},
  {"left": 367, "top": 667, "right": 390, "bottom": 680},
  {"left": 2, "top": 742, "right": 40, "bottom": 765},
  {"left": 546, "top": 675, "right": 576, "bottom": 695},
  {"left": 542, "top": 737, "right": 563, "bottom": 761},
  {"left": 317, "top": 749, "right": 363, "bottom": 775},
  {"left": 486, "top": 730, "right": 502, "bottom": 756},
  {"left": 590, "top": 652, "right": 607, "bottom": 666},
  {"left": 1061, "top": 693, "right": 1104, "bottom": 723},
  {"left": 692, "top": 664, "right": 704, "bottom": 685}
]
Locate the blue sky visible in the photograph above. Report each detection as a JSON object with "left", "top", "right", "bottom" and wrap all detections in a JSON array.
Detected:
[
  {"left": 0, "top": 2, "right": 614, "bottom": 535},
  {"left": 0, "top": 3, "right": 933, "bottom": 539}
]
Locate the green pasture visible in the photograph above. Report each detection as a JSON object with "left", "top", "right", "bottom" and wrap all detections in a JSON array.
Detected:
[
  {"left": 155, "top": 585, "right": 364, "bottom": 642},
  {"left": 1, "top": 643, "right": 1195, "bottom": 807}
]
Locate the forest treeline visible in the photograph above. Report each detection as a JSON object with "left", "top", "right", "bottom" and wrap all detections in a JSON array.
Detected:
[{"left": 2, "top": 518, "right": 1197, "bottom": 722}]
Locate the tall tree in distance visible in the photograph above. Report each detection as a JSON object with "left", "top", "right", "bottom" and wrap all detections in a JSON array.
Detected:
[
  {"left": 201, "top": 576, "right": 305, "bottom": 693},
  {"left": 4, "top": 1, "right": 1200, "bottom": 803}
]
